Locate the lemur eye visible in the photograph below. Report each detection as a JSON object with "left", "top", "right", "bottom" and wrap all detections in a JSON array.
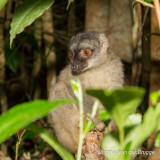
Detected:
[
  {"left": 70, "top": 52, "right": 75, "bottom": 58},
  {"left": 83, "top": 49, "right": 91, "bottom": 56}
]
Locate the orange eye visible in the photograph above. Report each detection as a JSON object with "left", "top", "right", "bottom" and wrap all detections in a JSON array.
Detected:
[
  {"left": 70, "top": 52, "right": 75, "bottom": 58},
  {"left": 83, "top": 49, "right": 91, "bottom": 56}
]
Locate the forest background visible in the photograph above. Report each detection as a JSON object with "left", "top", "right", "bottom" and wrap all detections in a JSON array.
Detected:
[{"left": 0, "top": 0, "right": 160, "bottom": 159}]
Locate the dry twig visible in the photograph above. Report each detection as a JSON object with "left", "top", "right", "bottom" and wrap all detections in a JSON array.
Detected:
[{"left": 15, "top": 129, "right": 26, "bottom": 160}]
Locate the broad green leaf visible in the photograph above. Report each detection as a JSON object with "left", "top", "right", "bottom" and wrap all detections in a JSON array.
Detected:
[
  {"left": 0, "top": 99, "right": 74, "bottom": 143},
  {"left": 10, "top": 0, "right": 54, "bottom": 47},
  {"left": 131, "top": 103, "right": 160, "bottom": 150},
  {"left": 154, "top": 132, "right": 160, "bottom": 147},
  {"left": 86, "top": 87, "right": 145, "bottom": 135},
  {"left": 150, "top": 90, "right": 160, "bottom": 105},
  {"left": 124, "top": 113, "right": 142, "bottom": 127},
  {"left": 27, "top": 123, "right": 74, "bottom": 160},
  {"left": 67, "top": 0, "right": 74, "bottom": 10},
  {"left": 124, "top": 142, "right": 131, "bottom": 160},
  {"left": 102, "top": 133, "right": 122, "bottom": 160},
  {"left": 0, "top": 0, "right": 8, "bottom": 11}
]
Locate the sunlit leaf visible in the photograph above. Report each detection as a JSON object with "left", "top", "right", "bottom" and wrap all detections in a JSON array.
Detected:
[
  {"left": 131, "top": 103, "right": 160, "bottom": 150},
  {"left": 0, "top": 0, "right": 8, "bottom": 11},
  {"left": 0, "top": 99, "right": 74, "bottom": 143},
  {"left": 98, "top": 109, "right": 111, "bottom": 121},
  {"left": 86, "top": 87, "right": 145, "bottom": 134},
  {"left": 124, "top": 113, "right": 142, "bottom": 127},
  {"left": 102, "top": 133, "right": 122, "bottom": 160},
  {"left": 150, "top": 90, "right": 160, "bottom": 105},
  {"left": 154, "top": 132, "right": 160, "bottom": 147}
]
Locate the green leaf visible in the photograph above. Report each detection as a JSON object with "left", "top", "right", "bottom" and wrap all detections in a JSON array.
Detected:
[
  {"left": 124, "top": 142, "right": 131, "bottom": 160},
  {"left": 83, "top": 120, "right": 95, "bottom": 134},
  {"left": 98, "top": 109, "right": 111, "bottom": 121},
  {"left": 86, "top": 87, "right": 145, "bottom": 134},
  {"left": 10, "top": 0, "right": 54, "bottom": 47},
  {"left": 154, "top": 132, "right": 160, "bottom": 147},
  {"left": 0, "top": 99, "right": 74, "bottom": 144},
  {"left": 143, "top": 0, "right": 153, "bottom": 2},
  {"left": 131, "top": 103, "right": 160, "bottom": 150},
  {"left": 70, "top": 80, "right": 79, "bottom": 98},
  {"left": 67, "top": 0, "right": 74, "bottom": 10},
  {"left": 150, "top": 90, "right": 160, "bottom": 105},
  {"left": 102, "top": 133, "right": 122, "bottom": 160},
  {"left": 0, "top": 0, "right": 8, "bottom": 11},
  {"left": 27, "top": 123, "right": 74, "bottom": 160},
  {"left": 124, "top": 113, "right": 142, "bottom": 127}
]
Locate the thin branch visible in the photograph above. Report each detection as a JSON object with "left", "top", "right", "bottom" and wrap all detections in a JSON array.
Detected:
[
  {"left": 135, "top": 0, "right": 154, "bottom": 8},
  {"left": 15, "top": 129, "right": 26, "bottom": 160}
]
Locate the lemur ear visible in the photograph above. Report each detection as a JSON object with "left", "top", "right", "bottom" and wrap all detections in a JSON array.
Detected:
[{"left": 99, "top": 33, "right": 109, "bottom": 49}]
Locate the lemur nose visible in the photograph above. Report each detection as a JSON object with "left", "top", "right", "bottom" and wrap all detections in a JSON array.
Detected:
[{"left": 72, "top": 64, "right": 79, "bottom": 71}]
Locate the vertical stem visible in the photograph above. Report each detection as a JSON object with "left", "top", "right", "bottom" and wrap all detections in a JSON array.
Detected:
[
  {"left": 119, "top": 127, "right": 125, "bottom": 150},
  {"left": 77, "top": 81, "right": 83, "bottom": 160}
]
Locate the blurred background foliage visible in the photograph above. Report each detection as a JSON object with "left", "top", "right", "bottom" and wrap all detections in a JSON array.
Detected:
[{"left": 0, "top": 0, "right": 160, "bottom": 159}]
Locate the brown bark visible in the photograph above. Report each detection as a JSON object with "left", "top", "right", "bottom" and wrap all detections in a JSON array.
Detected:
[
  {"left": 150, "top": 8, "right": 160, "bottom": 61},
  {"left": 82, "top": 128, "right": 107, "bottom": 160},
  {"left": 85, "top": 0, "right": 133, "bottom": 63},
  {"left": 85, "top": 0, "right": 108, "bottom": 33},
  {"left": 42, "top": 8, "right": 56, "bottom": 94},
  {"left": 0, "top": 8, "right": 8, "bottom": 155}
]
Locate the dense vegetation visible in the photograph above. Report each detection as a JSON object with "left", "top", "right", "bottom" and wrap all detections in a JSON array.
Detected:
[{"left": 0, "top": 0, "right": 160, "bottom": 160}]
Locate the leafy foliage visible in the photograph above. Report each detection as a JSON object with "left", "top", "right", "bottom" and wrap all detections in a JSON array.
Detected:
[
  {"left": 154, "top": 132, "right": 160, "bottom": 147},
  {"left": 150, "top": 90, "right": 160, "bottom": 105},
  {"left": 87, "top": 87, "right": 145, "bottom": 147},
  {"left": 86, "top": 87, "right": 160, "bottom": 160},
  {"left": 10, "top": 0, "right": 55, "bottom": 47},
  {"left": 0, "top": 99, "right": 73, "bottom": 144}
]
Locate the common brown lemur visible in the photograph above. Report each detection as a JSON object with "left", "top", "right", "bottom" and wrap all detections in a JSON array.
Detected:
[{"left": 48, "top": 31, "right": 124, "bottom": 153}]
